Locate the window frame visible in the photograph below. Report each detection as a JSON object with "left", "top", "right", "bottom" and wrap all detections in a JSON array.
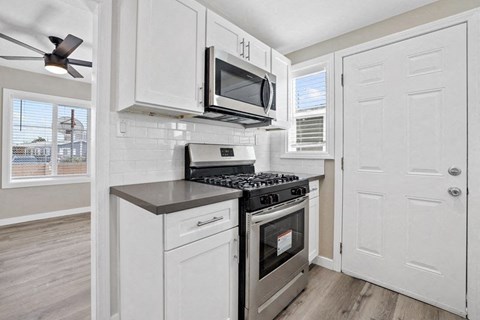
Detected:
[
  {"left": 2, "top": 89, "right": 91, "bottom": 188},
  {"left": 282, "top": 53, "right": 335, "bottom": 160}
]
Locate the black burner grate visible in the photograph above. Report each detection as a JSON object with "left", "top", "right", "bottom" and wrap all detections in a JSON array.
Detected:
[{"left": 196, "top": 172, "right": 300, "bottom": 190}]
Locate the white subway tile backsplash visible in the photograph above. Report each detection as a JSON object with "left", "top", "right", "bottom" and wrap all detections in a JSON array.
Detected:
[
  {"left": 110, "top": 111, "right": 271, "bottom": 185},
  {"left": 147, "top": 128, "right": 166, "bottom": 139}
]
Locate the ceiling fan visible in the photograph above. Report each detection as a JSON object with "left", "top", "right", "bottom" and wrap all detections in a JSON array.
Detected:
[{"left": 0, "top": 33, "right": 92, "bottom": 78}]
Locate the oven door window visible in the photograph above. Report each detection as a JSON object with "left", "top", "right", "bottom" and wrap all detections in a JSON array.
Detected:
[
  {"left": 259, "top": 209, "right": 305, "bottom": 279},
  {"left": 216, "top": 59, "right": 265, "bottom": 108}
]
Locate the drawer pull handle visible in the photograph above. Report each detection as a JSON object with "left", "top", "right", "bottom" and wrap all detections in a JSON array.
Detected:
[
  {"left": 197, "top": 216, "right": 224, "bottom": 227},
  {"left": 310, "top": 188, "right": 318, "bottom": 191}
]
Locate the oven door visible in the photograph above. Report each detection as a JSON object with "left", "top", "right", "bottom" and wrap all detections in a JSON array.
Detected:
[
  {"left": 207, "top": 47, "right": 276, "bottom": 119},
  {"left": 246, "top": 196, "right": 309, "bottom": 311}
]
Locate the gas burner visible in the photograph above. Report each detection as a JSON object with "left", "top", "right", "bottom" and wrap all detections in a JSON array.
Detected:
[{"left": 197, "top": 172, "right": 300, "bottom": 190}]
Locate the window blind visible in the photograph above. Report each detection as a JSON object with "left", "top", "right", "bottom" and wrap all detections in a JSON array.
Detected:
[
  {"left": 291, "top": 116, "right": 325, "bottom": 152},
  {"left": 288, "top": 70, "right": 327, "bottom": 153},
  {"left": 11, "top": 98, "right": 89, "bottom": 179}
]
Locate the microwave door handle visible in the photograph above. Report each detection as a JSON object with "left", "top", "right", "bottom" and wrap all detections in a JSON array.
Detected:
[
  {"left": 260, "top": 76, "right": 267, "bottom": 112},
  {"left": 265, "top": 74, "right": 274, "bottom": 115}
]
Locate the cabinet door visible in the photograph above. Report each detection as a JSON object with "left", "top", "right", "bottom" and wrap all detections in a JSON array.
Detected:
[
  {"left": 206, "top": 10, "right": 244, "bottom": 58},
  {"left": 165, "top": 228, "right": 239, "bottom": 320},
  {"left": 135, "top": 0, "right": 205, "bottom": 114},
  {"left": 246, "top": 37, "right": 271, "bottom": 71},
  {"left": 309, "top": 197, "right": 319, "bottom": 263},
  {"left": 270, "top": 50, "right": 291, "bottom": 129}
]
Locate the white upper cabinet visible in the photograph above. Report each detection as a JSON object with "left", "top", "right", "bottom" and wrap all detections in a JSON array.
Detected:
[
  {"left": 270, "top": 49, "right": 291, "bottom": 129},
  {"left": 206, "top": 10, "right": 244, "bottom": 58},
  {"left": 115, "top": 0, "right": 206, "bottom": 116},
  {"left": 206, "top": 10, "right": 271, "bottom": 71},
  {"left": 247, "top": 38, "right": 271, "bottom": 71}
]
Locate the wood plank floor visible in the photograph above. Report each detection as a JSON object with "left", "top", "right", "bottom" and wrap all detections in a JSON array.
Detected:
[
  {"left": 275, "top": 266, "right": 465, "bottom": 320},
  {"left": 0, "top": 213, "right": 91, "bottom": 320}
]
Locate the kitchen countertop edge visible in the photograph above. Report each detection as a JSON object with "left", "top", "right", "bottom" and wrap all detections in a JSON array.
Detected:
[{"left": 110, "top": 181, "right": 243, "bottom": 215}]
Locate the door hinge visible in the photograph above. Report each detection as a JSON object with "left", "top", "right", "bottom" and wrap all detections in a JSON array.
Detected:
[
  {"left": 340, "top": 242, "right": 343, "bottom": 254},
  {"left": 341, "top": 157, "right": 344, "bottom": 171},
  {"left": 341, "top": 74, "right": 344, "bottom": 87}
]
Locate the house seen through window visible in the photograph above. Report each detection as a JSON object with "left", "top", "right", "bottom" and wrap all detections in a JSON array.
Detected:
[
  {"left": 3, "top": 90, "right": 90, "bottom": 187},
  {"left": 288, "top": 69, "right": 327, "bottom": 153}
]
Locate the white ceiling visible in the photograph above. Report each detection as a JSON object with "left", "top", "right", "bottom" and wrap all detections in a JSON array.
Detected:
[
  {"left": 0, "top": 0, "right": 438, "bottom": 82},
  {"left": 0, "top": 0, "right": 94, "bottom": 83},
  {"left": 198, "top": 0, "right": 438, "bottom": 54}
]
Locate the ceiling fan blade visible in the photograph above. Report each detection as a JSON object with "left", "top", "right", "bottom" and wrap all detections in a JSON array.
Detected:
[
  {"left": 67, "top": 65, "right": 84, "bottom": 79},
  {"left": 53, "top": 34, "right": 83, "bottom": 58},
  {"left": 68, "top": 58, "right": 92, "bottom": 68},
  {"left": 0, "top": 56, "right": 44, "bottom": 60},
  {"left": 0, "top": 33, "right": 45, "bottom": 55}
]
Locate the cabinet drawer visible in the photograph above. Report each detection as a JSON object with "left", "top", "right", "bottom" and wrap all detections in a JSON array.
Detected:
[
  {"left": 164, "top": 199, "right": 238, "bottom": 250},
  {"left": 309, "top": 180, "right": 319, "bottom": 199}
]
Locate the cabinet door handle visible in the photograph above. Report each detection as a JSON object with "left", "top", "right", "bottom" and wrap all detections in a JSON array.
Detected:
[
  {"left": 240, "top": 38, "right": 245, "bottom": 58},
  {"left": 197, "top": 216, "right": 223, "bottom": 227},
  {"left": 246, "top": 41, "right": 251, "bottom": 60}
]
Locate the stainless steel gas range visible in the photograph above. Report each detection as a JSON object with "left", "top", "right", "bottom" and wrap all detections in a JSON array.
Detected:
[{"left": 185, "top": 143, "right": 309, "bottom": 320}]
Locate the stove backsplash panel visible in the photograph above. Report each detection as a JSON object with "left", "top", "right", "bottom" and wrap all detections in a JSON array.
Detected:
[{"left": 109, "top": 112, "right": 271, "bottom": 186}]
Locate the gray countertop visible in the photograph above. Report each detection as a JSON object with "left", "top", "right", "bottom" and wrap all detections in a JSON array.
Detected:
[
  {"left": 264, "top": 171, "right": 324, "bottom": 182},
  {"left": 296, "top": 172, "right": 324, "bottom": 182},
  {"left": 110, "top": 180, "right": 243, "bottom": 215}
]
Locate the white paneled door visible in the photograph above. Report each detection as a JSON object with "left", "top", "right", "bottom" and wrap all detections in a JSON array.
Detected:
[{"left": 342, "top": 24, "right": 467, "bottom": 315}]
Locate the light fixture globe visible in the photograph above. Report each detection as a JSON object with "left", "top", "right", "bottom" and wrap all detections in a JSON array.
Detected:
[{"left": 44, "top": 54, "right": 67, "bottom": 75}]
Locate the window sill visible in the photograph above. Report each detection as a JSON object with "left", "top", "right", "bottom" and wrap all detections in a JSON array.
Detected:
[
  {"left": 280, "top": 152, "right": 334, "bottom": 160},
  {"left": 2, "top": 175, "right": 91, "bottom": 189}
]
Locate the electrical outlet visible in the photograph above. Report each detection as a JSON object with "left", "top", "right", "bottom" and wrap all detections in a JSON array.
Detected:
[{"left": 118, "top": 120, "right": 128, "bottom": 137}]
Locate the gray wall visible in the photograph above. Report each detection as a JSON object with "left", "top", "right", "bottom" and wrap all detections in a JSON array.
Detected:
[
  {"left": 288, "top": 0, "right": 480, "bottom": 64},
  {"left": 0, "top": 65, "right": 91, "bottom": 219},
  {"left": 284, "top": 0, "right": 480, "bottom": 260}
]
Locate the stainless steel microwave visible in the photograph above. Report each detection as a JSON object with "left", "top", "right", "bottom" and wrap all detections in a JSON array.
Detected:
[{"left": 199, "top": 47, "right": 276, "bottom": 128}]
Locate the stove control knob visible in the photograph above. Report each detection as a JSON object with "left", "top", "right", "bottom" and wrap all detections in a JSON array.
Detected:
[
  {"left": 270, "top": 193, "right": 279, "bottom": 203},
  {"left": 260, "top": 195, "right": 272, "bottom": 205},
  {"left": 300, "top": 187, "right": 308, "bottom": 195},
  {"left": 291, "top": 188, "right": 300, "bottom": 195}
]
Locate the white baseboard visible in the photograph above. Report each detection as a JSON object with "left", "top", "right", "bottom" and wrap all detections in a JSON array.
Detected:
[
  {"left": 0, "top": 207, "right": 91, "bottom": 227},
  {"left": 313, "top": 255, "right": 334, "bottom": 270},
  {"left": 111, "top": 314, "right": 119, "bottom": 320}
]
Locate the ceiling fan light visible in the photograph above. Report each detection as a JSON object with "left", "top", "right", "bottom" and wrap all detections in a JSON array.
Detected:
[
  {"left": 44, "top": 54, "right": 67, "bottom": 75},
  {"left": 45, "top": 64, "right": 67, "bottom": 74}
]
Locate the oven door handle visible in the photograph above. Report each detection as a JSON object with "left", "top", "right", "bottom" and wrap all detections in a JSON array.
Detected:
[{"left": 251, "top": 197, "right": 308, "bottom": 224}]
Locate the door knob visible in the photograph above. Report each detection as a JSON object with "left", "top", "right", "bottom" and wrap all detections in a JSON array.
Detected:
[
  {"left": 448, "top": 187, "right": 462, "bottom": 197},
  {"left": 448, "top": 166, "right": 462, "bottom": 176}
]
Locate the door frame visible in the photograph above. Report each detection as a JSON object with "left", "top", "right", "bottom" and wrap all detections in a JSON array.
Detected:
[
  {"left": 333, "top": 8, "right": 480, "bottom": 319},
  {"left": 90, "top": 0, "right": 113, "bottom": 319}
]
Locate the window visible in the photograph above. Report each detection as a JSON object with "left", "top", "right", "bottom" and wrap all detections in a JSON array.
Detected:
[
  {"left": 2, "top": 89, "right": 91, "bottom": 188},
  {"left": 284, "top": 54, "right": 334, "bottom": 159}
]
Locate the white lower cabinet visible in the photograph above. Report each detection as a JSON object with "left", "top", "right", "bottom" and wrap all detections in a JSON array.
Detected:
[
  {"left": 119, "top": 199, "right": 165, "bottom": 320},
  {"left": 308, "top": 180, "right": 320, "bottom": 263},
  {"left": 165, "top": 228, "right": 239, "bottom": 320},
  {"left": 118, "top": 198, "right": 239, "bottom": 320}
]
